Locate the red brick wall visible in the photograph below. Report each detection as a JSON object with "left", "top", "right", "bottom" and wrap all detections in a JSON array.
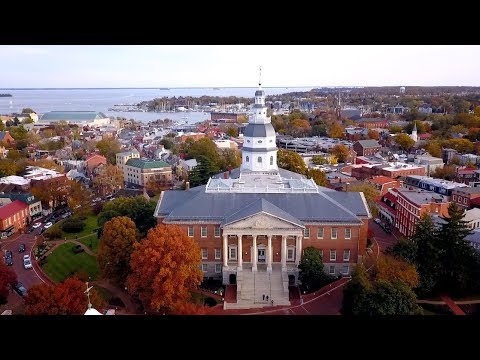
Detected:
[{"left": 0, "top": 208, "right": 28, "bottom": 231}]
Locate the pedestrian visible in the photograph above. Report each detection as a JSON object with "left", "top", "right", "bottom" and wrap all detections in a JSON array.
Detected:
[
  {"left": 271, "top": 299, "right": 274, "bottom": 306},
  {"left": 262, "top": 294, "right": 265, "bottom": 301},
  {"left": 266, "top": 295, "right": 269, "bottom": 301}
]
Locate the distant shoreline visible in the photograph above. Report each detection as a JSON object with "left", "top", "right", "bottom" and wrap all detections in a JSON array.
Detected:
[
  {"left": 0, "top": 94, "right": 12, "bottom": 97},
  {"left": 0, "top": 86, "right": 321, "bottom": 90}
]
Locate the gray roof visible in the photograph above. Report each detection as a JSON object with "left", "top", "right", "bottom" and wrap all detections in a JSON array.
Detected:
[
  {"left": 356, "top": 140, "right": 381, "bottom": 148},
  {"left": 243, "top": 123, "right": 275, "bottom": 137},
  {"left": 157, "top": 190, "right": 365, "bottom": 224},
  {"left": 255, "top": 90, "right": 265, "bottom": 96},
  {"left": 241, "top": 146, "right": 277, "bottom": 152},
  {"left": 40, "top": 111, "right": 108, "bottom": 122},
  {"left": 223, "top": 198, "right": 304, "bottom": 227},
  {"left": 452, "top": 187, "right": 480, "bottom": 194}
]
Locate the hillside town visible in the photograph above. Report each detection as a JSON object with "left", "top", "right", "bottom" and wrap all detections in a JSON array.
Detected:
[{"left": 2, "top": 81, "right": 480, "bottom": 316}]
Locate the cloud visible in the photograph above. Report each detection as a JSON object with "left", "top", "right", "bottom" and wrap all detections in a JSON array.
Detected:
[{"left": 1, "top": 46, "right": 50, "bottom": 56}]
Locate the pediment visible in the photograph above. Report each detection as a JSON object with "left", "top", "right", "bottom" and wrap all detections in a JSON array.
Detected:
[{"left": 223, "top": 213, "right": 304, "bottom": 230}]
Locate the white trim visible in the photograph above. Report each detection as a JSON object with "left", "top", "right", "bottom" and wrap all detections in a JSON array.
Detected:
[
  {"left": 343, "top": 249, "right": 350, "bottom": 262},
  {"left": 215, "top": 263, "right": 222, "bottom": 273},
  {"left": 287, "top": 245, "right": 295, "bottom": 261},
  {"left": 187, "top": 226, "right": 194, "bottom": 237},
  {"left": 329, "top": 265, "right": 335, "bottom": 275},
  {"left": 331, "top": 228, "right": 337, "bottom": 240},
  {"left": 330, "top": 249, "right": 336, "bottom": 261},
  {"left": 201, "top": 226, "right": 207, "bottom": 238},
  {"left": 201, "top": 248, "right": 208, "bottom": 260},
  {"left": 215, "top": 248, "right": 221, "bottom": 260},
  {"left": 228, "top": 245, "right": 238, "bottom": 261},
  {"left": 317, "top": 227, "right": 324, "bottom": 239},
  {"left": 202, "top": 263, "right": 208, "bottom": 272},
  {"left": 345, "top": 228, "right": 351, "bottom": 239},
  {"left": 214, "top": 227, "right": 221, "bottom": 237}
]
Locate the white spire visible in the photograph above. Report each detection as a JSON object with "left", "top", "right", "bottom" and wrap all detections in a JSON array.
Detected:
[
  {"left": 259, "top": 65, "right": 262, "bottom": 88},
  {"left": 84, "top": 281, "right": 102, "bottom": 315}
]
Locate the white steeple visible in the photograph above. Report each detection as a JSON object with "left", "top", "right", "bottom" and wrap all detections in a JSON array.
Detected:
[
  {"left": 240, "top": 68, "right": 278, "bottom": 172},
  {"left": 411, "top": 122, "right": 418, "bottom": 142}
]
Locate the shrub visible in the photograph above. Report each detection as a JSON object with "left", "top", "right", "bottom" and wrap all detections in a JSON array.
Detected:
[
  {"left": 44, "top": 227, "right": 64, "bottom": 240},
  {"left": 61, "top": 217, "right": 86, "bottom": 233},
  {"left": 204, "top": 297, "right": 217, "bottom": 307}
]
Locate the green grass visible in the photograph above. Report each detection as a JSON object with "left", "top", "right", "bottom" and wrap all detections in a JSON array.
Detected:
[
  {"left": 42, "top": 242, "right": 99, "bottom": 283},
  {"left": 46, "top": 213, "right": 100, "bottom": 240},
  {"left": 80, "top": 234, "right": 100, "bottom": 253}
]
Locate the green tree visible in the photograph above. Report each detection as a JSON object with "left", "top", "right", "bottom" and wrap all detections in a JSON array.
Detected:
[
  {"left": 98, "top": 216, "right": 139, "bottom": 286},
  {"left": 188, "top": 155, "right": 220, "bottom": 187},
  {"left": 342, "top": 263, "right": 371, "bottom": 315},
  {"left": 8, "top": 126, "right": 28, "bottom": 141},
  {"left": 160, "top": 138, "right": 173, "bottom": 150},
  {"left": 225, "top": 126, "right": 238, "bottom": 138},
  {"left": 218, "top": 148, "right": 241, "bottom": 171},
  {"left": 394, "top": 133, "right": 416, "bottom": 151},
  {"left": 298, "top": 247, "right": 334, "bottom": 292},
  {"left": 0, "top": 159, "right": 17, "bottom": 177},
  {"left": 423, "top": 141, "right": 442, "bottom": 158},
  {"left": 187, "top": 137, "right": 220, "bottom": 168},
  {"left": 311, "top": 155, "right": 328, "bottom": 165},
  {"left": 277, "top": 149, "right": 307, "bottom": 175},
  {"left": 388, "top": 125, "right": 403, "bottom": 134},
  {"left": 95, "top": 138, "right": 122, "bottom": 164},
  {"left": 306, "top": 169, "right": 328, "bottom": 186},
  {"left": 443, "top": 138, "right": 474, "bottom": 153}
]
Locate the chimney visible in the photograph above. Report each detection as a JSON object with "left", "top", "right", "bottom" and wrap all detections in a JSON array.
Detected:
[
  {"left": 185, "top": 181, "right": 190, "bottom": 191},
  {"left": 228, "top": 165, "right": 232, "bottom": 175},
  {"left": 224, "top": 171, "right": 229, "bottom": 179}
]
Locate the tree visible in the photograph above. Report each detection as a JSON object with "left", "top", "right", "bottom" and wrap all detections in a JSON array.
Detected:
[
  {"left": 388, "top": 125, "right": 403, "bottom": 134},
  {"left": 0, "top": 262, "right": 17, "bottom": 304},
  {"left": 373, "top": 255, "right": 420, "bottom": 289},
  {"left": 0, "top": 159, "right": 17, "bottom": 177},
  {"left": 160, "top": 138, "right": 173, "bottom": 150},
  {"left": 355, "top": 280, "right": 423, "bottom": 315},
  {"left": 67, "top": 181, "right": 92, "bottom": 217},
  {"left": 24, "top": 277, "right": 105, "bottom": 315},
  {"left": 187, "top": 137, "right": 220, "bottom": 168},
  {"left": 346, "top": 183, "right": 380, "bottom": 217},
  {"left": 329, "top": 144, "right": 350, "bottom": 163},
  {"left": 172, "top": 301, "right": 209, "bottom": 315},
  {"left": 299, "top": 247, "right": 334, "bottom": 292},
  {"left": 92, "top": 164, "right": 124, "bottom": 196},
  {"left": 306, "top": 169, "right": 328, "bottom": 186},
  {"left": 98, "top": 196, "right": 157, "bottom": 236},
  {"left": 277, "top": 149, "right": 307, "bottom": 175},
  {"left": 126, "top": 224, "right": 203, "bottom": 312},
  {"left": 95, "top": 138, "right": 122, "bottom": 164},
  {"left": 367, "top": 129, "right": 379, "bottom": 140},
  {"left": 225, "top": 126, "right": 238, "bottom": 138},
  {"left": 328, "top": 122, "right": 345, "bottom": 139},
  {"left": 394, "top": 133, "right": 416, "bottom": 151},
  {"left": 98, "top": 216, "right": 139, "bottom": 286},
  {"left": 423, "top": 141, "right": 442, "bottom": 158},
  {"left": 443, "top": 138, "right": 474, "bottom": 153},
  {"left": 342, "top": 263, "right": 371, "bottom": 315},
  {"left": 21, "top": 108, "right": 35, "bottom": 114},
  {"left": 311, "top": 155, "right": 328, "bottom": 165},
  {"left": 188, "top": 155, "right": 220, "bottom": 187},
  {"left": 218, "top": 148, "right": 242, "bottom": 171},
  {"left": 432, "top": 165, "right": 456, "bottom": 181},
  {"left": 290, "top": 118, "right": 311, "bottom": 137}
]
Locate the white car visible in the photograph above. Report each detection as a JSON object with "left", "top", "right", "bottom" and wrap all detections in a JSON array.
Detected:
[
  {"left": 374, "top": 218, "right": 381, "bottom": 224},
  {"left": 44, "top": 222, "right": 53, "bottom": 229},
  {"left": 32, "top": 222, "right": 42, "bottom": 229},
  {"left": 23, "top": 255, "right": 32, "bottom": 270}
]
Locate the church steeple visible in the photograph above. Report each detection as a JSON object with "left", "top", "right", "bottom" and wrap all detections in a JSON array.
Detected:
[
  {"left": 241, "top": 70, "right": 278, "bottom": 172},
  {"left": 411, "top": 121, "right": 418, "bottom": 142}
]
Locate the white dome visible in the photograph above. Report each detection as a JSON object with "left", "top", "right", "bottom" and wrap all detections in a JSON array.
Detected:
[{"left": 84, "top": 308, "right": 103, "bottom": 315}]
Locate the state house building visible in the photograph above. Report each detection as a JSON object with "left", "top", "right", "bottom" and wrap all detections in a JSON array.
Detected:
[{"left": 154, "top": 83, "right": 371, "bottom": 308}]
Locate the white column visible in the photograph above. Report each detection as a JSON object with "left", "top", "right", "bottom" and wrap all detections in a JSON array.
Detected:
[
  {"left": 267, "top": 235, "right": 272, "bottom": 272},
  {"left": 295, "top": 235, "right": 303, "bottom": 265},
  {"left": 252, "top": 235, "right": 257, "bottom": 272},
  {"left": 281, "top": 235, "right": 287, "bottom": 271},
  {"left": 238, "top": 235, "right": 243, "bottom": 270},
  {"left": 223, "top": 235, "right": 228, "bottom": 267}
]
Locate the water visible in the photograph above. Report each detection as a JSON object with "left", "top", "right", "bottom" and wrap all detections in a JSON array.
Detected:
[{"left": 0, "top": 87, "right": 313, "bottom": 124}]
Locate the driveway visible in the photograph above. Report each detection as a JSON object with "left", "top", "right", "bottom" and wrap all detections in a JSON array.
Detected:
[{"left": 1, "top": 227, "right": 47, "bottom": 310}]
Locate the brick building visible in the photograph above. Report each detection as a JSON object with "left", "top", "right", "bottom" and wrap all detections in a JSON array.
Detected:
[
  {"left": 352, "top": 140, "right": 381, "bottom": 156},
  {"left": 367, "top": 176, "right": 402, "bottom": 196},
  {"left": 351, "top": 163, "right": 426, "bottom": 180},
  {"left": 154, "top": 85, "right": 371, "bottom": 309},
  {"left": 0, "top": 200, "right": 29, "bottom": 237},
  {"left": 451, "top": 187, "right": 480, "bottom": 209},
  {"left": 85, "top": 153, "right": 107, "bottom": 176}
]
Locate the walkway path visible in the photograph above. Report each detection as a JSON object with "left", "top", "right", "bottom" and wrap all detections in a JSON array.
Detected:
[
  {"left": 440, "top": 295, "right": 466, "bottom": 315},
  {"left": 91, "top": 279, "right": 141, "bottom": 315}
]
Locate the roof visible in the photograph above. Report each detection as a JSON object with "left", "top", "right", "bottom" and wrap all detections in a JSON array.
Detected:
[
  {"left": 0, "top": 193, "right": 38, "bottom": 205},
  {"left": 243, "top": 123, "right": 276, "bottom": 138},
  {"left": 368, "top": 176, "right": 397, "bottom": 185},
  {"left": 125, "top": 158, "right": 170, "bottom": 169},
  {"left": 255, "top": 90, "right": 265, "bottom": 96},
  {"left": 157, "top": 189, "right": 367, "bottom": 224},
  {"left": 85, "top": 153, "right": 107, "bottom": 162},
  {"left": 397, "top": 189, "right": 449, "bottom": 206},
  {"left": 355, "top": 140, "right": 381, "bottom": 148},
  {"left": 0, "top": 131, "right": 12, "bottom": 141},
  {"left": 117, "top": 150, "right": 140, "bottom": 157},
  {"left": 0, "top": 200, "right": 28, "bottom": 219},
  {"left": 452, "top": 187, "right": 480, "bottom": 195},
  {"left": 40, "top": 111, "right": 108, "bottom": 122},
  {"left": 223, "top": 198, "right": 304, "bottom": 227}
]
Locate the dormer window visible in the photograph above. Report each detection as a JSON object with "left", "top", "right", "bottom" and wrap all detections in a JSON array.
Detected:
[{"left": 258, "top": 140, "right": 262, "bottom": 143}]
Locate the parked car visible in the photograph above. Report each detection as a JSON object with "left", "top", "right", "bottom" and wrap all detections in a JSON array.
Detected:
[
  {"left": 13, "top": 282, "right": 27, "bottom": 297},
  {"left": 23, "top": 255, "right": 32, "bottom": 270},
  {"left": 4, "top": 251, "right": 13, "bottom": 266},
  {"left": 44, "top": 222, "right": 53, "bottom": 229},
  {"left": 374, "top": 218, "right": 381, "bottom": 224},
  {"left": 18, "top": 244, "right": 26, "bottom": 253},
  {"left": 32, "top": 222, "right": 42, "bottom": 229},
  {"left": 5, "top": 250, "right": 13, "bottom": 259}
]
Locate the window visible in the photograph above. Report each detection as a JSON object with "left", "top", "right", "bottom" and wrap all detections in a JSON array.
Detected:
[
  {"left": 330, "top": 250, "right": 336, "bottom": 261},
  {"left": 331, "top": 228, "right": 337, "bottom": 239},
  {"left": 202, "top": 264, "right": 208, "bottom": 272},
  {"left": 342, "top": 265, "right": 350, "bottom": 275},
  {"left": 246, "top": 156, "right": 249, "bottom": 162},
  {"left": 270, "top": 156, "right": 273, "bottom": 165},
  {"left": 258, "top": 157, "right": 262, "bottom": 163},
  {"left": 464, "top": 198, "right": 467, "bottom": 204},
  {"left": 258, "top": 140, "right": 263, "bottom": 143},
  {"left": 201, "top": 226, "right": 207, "bottom": 237},
  {"left": 201, "top": 248, "right": 208, "bottom": 259},
  {"left": 345, "top": 228, "right": 351, "bottom": 239},
  {"left": 453, "top": 195, "right": 457, "bottom": 201},
  {"left": 343, "top": 249, "right": 350, "bottom": 261},
  {"left": 304, "top": 228, "right": 310, "bottom": 238},
  {"left": 214, "top": 227, "right": 221, "bottom": 237},
  {"left": 317, "top": 227, "right": 324, "bottom": 239},
  {"left": 215, "top": 263, "right": 222, "bottom": 273},
  {"left": 215, "top": 248, "right": 221, "bottom": 260},
  {"left": 329, "top": 265, "right": 335, "bottom": 275},
  {"left": 188, "top": 226, "right": 194, "bottom": 237},
  {"left": 287, "top": 248, "right": 295, "bottom": 261},
  {"left": 229, "top": 247, "right": 237, "bottom": 260}
]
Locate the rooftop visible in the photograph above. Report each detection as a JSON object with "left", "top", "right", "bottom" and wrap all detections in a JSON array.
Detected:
[
  {"left": 125, "top": 158, "right": 170, "bottom": 169},
  {"left": 398, "top": 189, "right": 449, "bottom": 205},
  {"left": 0, "top": 200, "right": 28, "bottom": 219},
  {"left": 40, "top": 111, "right": 108, "bottom": 122},
  {"left": 406, "top": 175, "right": 468, "bottom": 190},
  {"left": 368, "top": 176, "right": 398, "bottom": 185},
  {"left": 356, "top": 140, "right": 381, "bottom": 148}
]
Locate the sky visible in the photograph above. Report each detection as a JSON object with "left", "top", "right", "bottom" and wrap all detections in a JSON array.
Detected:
[{"left": 1, "top": 45, "right": 480, "bottom": 88}]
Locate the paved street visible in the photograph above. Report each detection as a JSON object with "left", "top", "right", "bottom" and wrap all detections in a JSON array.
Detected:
[
  {"left": 0, "top": 227, "right": 46, "bottom": 312},
  {"left": 369, "top": 218, "right": 399, "bottom": 253}
]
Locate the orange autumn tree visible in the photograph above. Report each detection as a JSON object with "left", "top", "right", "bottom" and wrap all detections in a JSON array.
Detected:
[
  {"left": 98, "top": 216, "right": 139, "bottom": 286},
  {"left": 126, "top": 224, "right": 203, "bottom": 313},
  {"left": 0, "top": 262, "right": 17, "bottom": 304},
  {"left": 24, "top": 277, "right": 105, "bottom": 315},
  {"left": 373, "top": 255, "right": 420, "bottom": 289},
  {"left": 173, "top": 301, "right": 209, "bottom": 315}
]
